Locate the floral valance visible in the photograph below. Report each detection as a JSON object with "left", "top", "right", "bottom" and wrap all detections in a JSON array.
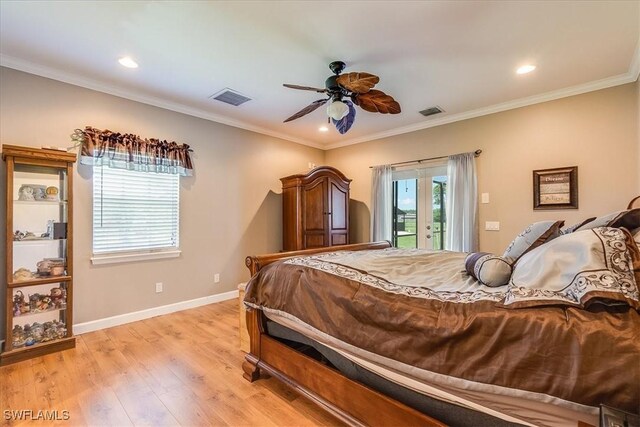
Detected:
[{"left": 72, "top": 127, "right": 193, "bottom": 176}]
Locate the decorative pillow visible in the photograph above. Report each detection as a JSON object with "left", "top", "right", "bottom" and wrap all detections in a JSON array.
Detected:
[
  {"left": 502, "top": 220, "right": 565, "bottom": 261},
  {"left": 574, "top": 209, "right": 640, "bottom": 232},
  {"left": 633, "top": 227, "right": 640, "bottom": 248},
  {"left": 560, "top": 217, "right": 596, "bottom": 234},
  {"left": 607, "top": 208, "right": 640, "bottom": 229},
  {"left": 465, "top": 252, "right": 512, "bottom": 287},
  {"left": 503, "top": 227, "right": 640, "bottom": 310}
]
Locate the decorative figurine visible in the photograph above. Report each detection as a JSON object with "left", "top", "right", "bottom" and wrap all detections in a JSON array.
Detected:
[
  {"left": 29, "top": 294, "right": 40, "bottom": 312},
  {"left": 50, "top": 287, "right": 65, "bottom": 308},
  {"left": 30, "top": 322, "right": 44, "bottom": 342},
  {"left": 18, "top": 185, "right": 35, "bottom": 201},
  {"left": 46, "top": 186, "right": 59, "bottom": 201},
  {"left": 23, "top": 324, "right": 36, "bottom": 346},
  {"left": 13, "top": 290, "right": 25, "bottom": 316},
  {"left": 12, "top": 325, "right": 26, "bottom": 348},
  {"left": 13, "top": 267, "right": 35, "bottom": 282}
]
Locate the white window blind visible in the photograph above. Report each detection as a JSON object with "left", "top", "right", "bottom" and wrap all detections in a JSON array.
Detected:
[{"left": 93, "top": 166, "right": 179, "bottom": 255}]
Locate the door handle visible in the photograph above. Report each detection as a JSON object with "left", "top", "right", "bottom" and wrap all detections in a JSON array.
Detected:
[
  {"left": 426, "top": 225, "right": 431, "bottom": 230},
  {"left": 426, "top": 234, "right": 432, "bottom": 239}
]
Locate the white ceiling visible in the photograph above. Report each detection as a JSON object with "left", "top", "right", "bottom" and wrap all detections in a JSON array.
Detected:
[{"left": 1, "top": 1, "right": 639, "bottom": 149}]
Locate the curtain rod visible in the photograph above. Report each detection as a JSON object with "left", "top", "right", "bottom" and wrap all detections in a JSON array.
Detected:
[{"left": 369, "top": 149, "right": 482, "bottom": 169}]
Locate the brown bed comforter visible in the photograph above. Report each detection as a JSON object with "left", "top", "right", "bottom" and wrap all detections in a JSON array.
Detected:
[{"left": 244, "top": 249, "right": 640, "bottom": 413}]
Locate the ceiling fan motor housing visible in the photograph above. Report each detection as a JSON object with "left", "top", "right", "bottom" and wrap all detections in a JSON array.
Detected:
[
  {"left": 329, "top": 60, "right": 346, "bottom": 75},
  {"left": 325, "top": 75, "right": 341, "bottom": 93}
]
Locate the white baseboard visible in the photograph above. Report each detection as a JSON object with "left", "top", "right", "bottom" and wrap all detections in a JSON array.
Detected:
[{"left": 73, "top": 290, "right": 239, "bottom": 335}]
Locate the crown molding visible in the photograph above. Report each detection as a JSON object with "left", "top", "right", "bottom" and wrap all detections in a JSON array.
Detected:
[
  {"left": 324, "top": 69, "right": 640, "bottom": 150},
  {"left": 0, "top": 54, "right": 323, "bottom": 150},
  {"left": 629, "top": 35, "right": 640, "bottom": 81}
]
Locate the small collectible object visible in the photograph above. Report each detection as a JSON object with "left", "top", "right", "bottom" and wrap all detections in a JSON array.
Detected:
[
  {"left": 18, "top": 185, "right": 35, "bottom": 201},
  {"left": 13, "top": 267, "right": 35, "bottom": 282},
  {"left": 46, "top": 186, "right": 59, "bottom": 201},
  {"left": 50, "top": 286, "right": 66, "bottom": 308},
  {"left": 12, "top": 325, "right": 26, "bottom": 348}
]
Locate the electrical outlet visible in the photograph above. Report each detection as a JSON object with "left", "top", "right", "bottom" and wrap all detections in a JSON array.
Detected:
[
  {"left": 155, "top": 282, "right": 163, "bottom": 293},
  {"left": 214, "top": 273, "right": 220, "bottom": 283}
]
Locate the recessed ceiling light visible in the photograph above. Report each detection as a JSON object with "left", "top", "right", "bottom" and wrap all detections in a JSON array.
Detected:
[
  {"left": 318, "top": 126, "right": 329, "bottom": 132},
  {"left": 516, "top": 64, "right": 536, "bottom": 75},
  {"left": 118, "top": 56, "right": 138, "bottom": 69}
]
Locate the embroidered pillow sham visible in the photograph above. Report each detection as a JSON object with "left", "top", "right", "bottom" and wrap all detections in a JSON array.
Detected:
[
  {"left": 502, "top": 220, "right": 565, "bottom": 261},
  {"left": 503, "top": 227, "right": 640, "bottom": 310},
  {"left": 561, "top": 217, "right": 596, "bottom": 234}
]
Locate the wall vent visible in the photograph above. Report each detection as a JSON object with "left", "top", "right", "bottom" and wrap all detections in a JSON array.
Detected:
[
  {"left": 419, "top": 106, "right": 444, "bottom": 117},
  {"left": 209, "top": 88, "right": 252, "bottom": 106}
]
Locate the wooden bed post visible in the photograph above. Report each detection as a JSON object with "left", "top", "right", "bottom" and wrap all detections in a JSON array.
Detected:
[{"left": 242, "top": 308, "right": 263, "bottom": 382}]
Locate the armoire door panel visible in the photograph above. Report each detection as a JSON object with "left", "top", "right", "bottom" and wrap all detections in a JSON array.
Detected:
[
  {"left": 305, "top": 233, "right": 326, "bottom": 248},
  {"left": 329, "top": 181, "right": 348, "bottom": 231},
  {"left": 330, "top": 233, "right": 348, "bottom": 246},
  {"left": 303, "top": 180, "right": 326, "bottom": 231}
]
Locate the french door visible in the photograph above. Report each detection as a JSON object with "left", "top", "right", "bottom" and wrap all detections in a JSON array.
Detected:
[{"left": 392, "top": 164, "right": 447, "bottom": 249}]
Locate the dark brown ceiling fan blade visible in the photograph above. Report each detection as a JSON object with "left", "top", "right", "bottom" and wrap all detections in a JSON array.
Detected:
[
  {"left": 353, "top": 90, "right": 401, "bottom": 114},
  {"left": 336, "top": 72, "right": 380, "bottom": 94},
  {"left": 283, "top": 99, "right": 328, "bottom": 122},
  {"left": 283, "top": 84, "right": 327, "bottom": 93}
]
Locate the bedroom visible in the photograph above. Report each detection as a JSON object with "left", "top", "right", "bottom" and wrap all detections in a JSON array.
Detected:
[{"left": 0, "top": 1, "right": 638, "bottom": 426}]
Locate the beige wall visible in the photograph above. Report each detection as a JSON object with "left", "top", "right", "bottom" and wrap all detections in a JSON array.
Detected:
[
  {"left": 0, "top": 67, "right": 324, "bottom": 338},
  {"left": 326, "top": 82, "right": 639, "bottom": 254}
]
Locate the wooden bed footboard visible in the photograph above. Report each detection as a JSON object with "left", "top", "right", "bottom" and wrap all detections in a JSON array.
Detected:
[{"left": 241, "top": 241, "right": 446, "bottom": 426}]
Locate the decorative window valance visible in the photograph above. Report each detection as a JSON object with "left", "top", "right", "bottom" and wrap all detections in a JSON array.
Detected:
[{"left": 72, "top": 126, "right": 193, "bottom": 176}]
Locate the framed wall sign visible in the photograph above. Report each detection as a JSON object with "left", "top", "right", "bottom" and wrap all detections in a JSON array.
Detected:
[{"left": 533, "top": 166, "right": 578, "bottom": 210}]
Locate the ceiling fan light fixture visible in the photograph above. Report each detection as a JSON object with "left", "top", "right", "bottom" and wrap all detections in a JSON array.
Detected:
[{"left": 327, "top": 99, "right": 349, "bottom": 120}]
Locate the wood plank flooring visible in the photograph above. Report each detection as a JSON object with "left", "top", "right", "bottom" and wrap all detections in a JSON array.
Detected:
[{"left": 0, "top": 300, "right": 345, "bottom": 426}]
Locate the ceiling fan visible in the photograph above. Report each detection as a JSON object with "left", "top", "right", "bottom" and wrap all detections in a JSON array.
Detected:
[{"left": 283, "top": 61, "right": 401, "bottom": 134}]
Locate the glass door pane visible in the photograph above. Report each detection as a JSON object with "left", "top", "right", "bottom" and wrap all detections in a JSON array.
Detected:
[{"left": 392, "top": 179, "right": 417, "bottom": 248}]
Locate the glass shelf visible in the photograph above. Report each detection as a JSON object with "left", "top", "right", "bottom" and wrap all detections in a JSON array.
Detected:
[
  {"left": 14, "top": 238, "right": 67, "bottom": 243},
  {"left": 13, "top": 200, "right": 67, "bottom": 205},
  {"left": 13, "top": 306, "right": 66, "bottom": 319}
]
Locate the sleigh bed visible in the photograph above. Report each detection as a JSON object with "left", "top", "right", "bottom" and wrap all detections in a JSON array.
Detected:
[{"left": 241, "top": 211, "right": 640, "bottom": 427}]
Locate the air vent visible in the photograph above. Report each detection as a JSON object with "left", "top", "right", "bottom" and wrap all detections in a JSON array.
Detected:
[
  {"left": 209, "top": 88, "right": 251, "bottom": 106},
  {"left": 419, "top": 106, "right": 444, "bottom": 117}
]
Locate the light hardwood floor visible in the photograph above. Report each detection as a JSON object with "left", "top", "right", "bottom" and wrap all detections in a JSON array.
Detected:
[{"left": 1, "top": 299, "right": 345, "bottom": 426}]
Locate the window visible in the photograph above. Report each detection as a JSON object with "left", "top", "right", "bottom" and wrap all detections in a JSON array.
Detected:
[
  {"left": 391, "top": 163, "right": 447, "bottom": 250},
  {"left": 92, "top": 166, "right": 180, "bottom": 263}
]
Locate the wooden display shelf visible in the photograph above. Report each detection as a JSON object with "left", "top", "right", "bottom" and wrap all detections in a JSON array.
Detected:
[
  {"left": 2, "top": 144, "right": 76, "bottom": 364},
  {"left": 0, "top": 336, "right": 75, "bottom": 366},
  {"left": 9, "top": 275, "right": 71, "bottom": 288}
]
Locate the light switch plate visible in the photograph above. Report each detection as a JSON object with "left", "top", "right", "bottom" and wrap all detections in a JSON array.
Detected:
[
  {"left": 485, "top": 221, "right": 500, "bottom": 231},
  {"left": 481, "top": 193, "right": 490, "bottom": 204}
]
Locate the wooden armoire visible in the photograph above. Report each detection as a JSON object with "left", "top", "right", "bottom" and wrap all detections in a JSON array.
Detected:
[{"left": 281, "top": 166, "right": 351, "bottom": 251}]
